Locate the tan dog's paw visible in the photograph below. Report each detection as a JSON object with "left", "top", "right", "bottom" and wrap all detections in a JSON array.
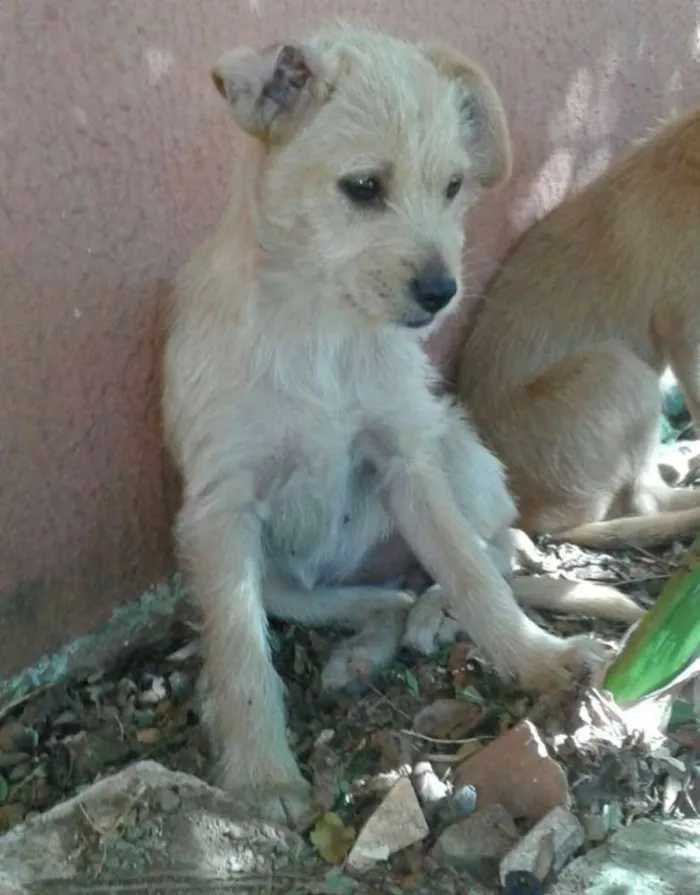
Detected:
[
  {"left": 515, "top": 634, "right": 612, "bottom": 694},
  {"left": 402, "top": 584, "right": 461, "bottom": 655}
]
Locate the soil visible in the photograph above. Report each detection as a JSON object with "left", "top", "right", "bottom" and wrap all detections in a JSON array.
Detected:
[{"left": 1, "top": 532, "right": 699, "bottom": 894}]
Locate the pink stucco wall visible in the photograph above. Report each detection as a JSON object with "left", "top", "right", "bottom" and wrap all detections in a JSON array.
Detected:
[{"left": 2, "top": 0, "right": 699, "bottom": 678}]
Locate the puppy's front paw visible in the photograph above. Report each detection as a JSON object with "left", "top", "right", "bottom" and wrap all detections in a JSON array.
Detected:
[
  {"left": 515, "top": 634, "right": 612, "bottom": 694},
  {"left": 402, "top": 585, "right": 461, "bottom": 656}
]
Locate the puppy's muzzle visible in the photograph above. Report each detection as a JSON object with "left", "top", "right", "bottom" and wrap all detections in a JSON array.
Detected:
[{"left": 410, "top": 261, "right": 458, "bottom": 315}]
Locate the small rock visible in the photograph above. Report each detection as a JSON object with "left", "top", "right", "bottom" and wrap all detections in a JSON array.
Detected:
[
  {"left": 0, "top": 724, "right": 25, "bottom": 754},
  {"left": 432, "top": 804, "right": 518, "bottom": 873},
  {"left": 64, "top": 731, "right": 131, "bottom": 781},
  {"left": 8, "top": 764, "right": 31, "bottom": 784},
  {"left": 156, "top": 787, "right": 181, "bottom": 813},
  {"left": 0, "top": 754, "right": 30, "bottom": 772},
  {"left": 500, "top": 806, "right": 584, "bottom": 885},
  {"left": 502, "top": 870, "right": 545, "bottom": 894},
  {"left": 413, "top": 761, "right": 449, "bottom": 806},
  {"left": 0, "top": 805, "right": 25, "bottom": 834},
  {"left": 52, "top": 711, "right": 78, "bottom": 730},
  {"left": 167, "top": 671, "right": 191, "bottom": 700},
  {"left": 132, "top": 709, "right": 157, "bottom": 729},
  {"left": 347, "top": 776, "right": 428, "bottom": 872},
  {"left": 550, "top": 818, "right": 700, "bottom": 894},
  {"left": 455, "top": 721, "right": 569, "bottom": 822},
  {"left": 0, "top": 761, "right": 301, "bottom": 885},
  {"left": 451, "top": 784, "right": 478, "bottom": 818},
  {"left": 138, "top": 674, "right": 168, "bottom": 706},
  {"left": 581, "top": 802, "right": 623, "bottom": 845}
]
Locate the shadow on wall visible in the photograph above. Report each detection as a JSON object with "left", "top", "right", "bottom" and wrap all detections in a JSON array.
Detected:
[{"left": 429, "top": 0, "right": 700, "bottom": 372}]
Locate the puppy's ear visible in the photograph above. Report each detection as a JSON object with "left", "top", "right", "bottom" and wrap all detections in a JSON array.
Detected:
[
  {"left": 211, "top": 42, "right": 330, "bottom": 142},
  {"left": 425, "top": 46, "right": 512, "bottom": 189}
]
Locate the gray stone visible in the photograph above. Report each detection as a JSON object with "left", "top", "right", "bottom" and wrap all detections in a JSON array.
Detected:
[
  {"left": 550, "top": 818, "right": 700, "bottom": 894},
  {"left": 347, "top": 776, "right": 428, "bottom": 872},
  {"left": 0, "top": 760, "right": 301, "bottom": 889},
  {"left": 432, "top": 804, "right": 519, "bottom": 872},
  {"left": 500, "top": 806, "right": 584, "bottom": 884}
]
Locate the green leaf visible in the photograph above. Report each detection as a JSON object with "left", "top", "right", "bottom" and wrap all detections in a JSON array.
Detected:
[
  {"left": 455, "top": 684, "right": 486, "bottom": 706},
  {"left": 403, "top": 669, "right": 420, "bottom": 697},
  {"left": 604, "top": 533, "right": 700, "bottom": 702},
  {"left": 669, "top": 698, "right": 696, "bottom": 728},
  {"left": 320, "top": 868, "right": 355, "bottom": 894},
  {"left": 0, "top": 775, "right": 7, "bottom": 805}
]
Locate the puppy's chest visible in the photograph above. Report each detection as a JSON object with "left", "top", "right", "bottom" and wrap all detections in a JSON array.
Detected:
[{"left": 261, "top": 426, "right": 388, "bottom": 585}]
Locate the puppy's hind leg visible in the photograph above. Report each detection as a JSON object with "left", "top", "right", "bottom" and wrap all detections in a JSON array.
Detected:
[{"left": 263, "top": 578, "right": 415, "bottom": 693}]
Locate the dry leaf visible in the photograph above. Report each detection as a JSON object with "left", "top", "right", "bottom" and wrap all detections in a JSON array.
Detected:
[
  {"left": 413, "top": 699, "right": 481, "bottom": 739},
  {"left": 136, "top": 727, "right": 161, "bottom": 745},
  {"left": 310, "top": 811, "right": 356, "bottom": 864}
]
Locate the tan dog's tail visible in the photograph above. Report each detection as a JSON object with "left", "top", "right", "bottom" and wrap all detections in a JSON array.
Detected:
[
  {"left": 550, "top": 506, "right": 700, "bottom": 551},
  {"left": 512, "top": 576, "right": 644, "bottom": 623}
]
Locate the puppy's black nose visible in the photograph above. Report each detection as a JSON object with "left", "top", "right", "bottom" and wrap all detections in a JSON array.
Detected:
[{"left": 410, "top": 263, "right": 458, "bottom": 313}]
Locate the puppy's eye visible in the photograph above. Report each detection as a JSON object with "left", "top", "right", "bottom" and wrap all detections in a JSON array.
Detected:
[
  {"left": 339, "top": 175, "right": 383, "bottom": 205},
  {"left": 445, "top": 175, "right": 464, "bottom": 200}
]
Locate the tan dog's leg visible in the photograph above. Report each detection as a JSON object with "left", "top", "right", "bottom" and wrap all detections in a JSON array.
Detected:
[
  {"left": 482, "top": 340, "right": 700, "bottom": 549},
  {"left": 657, "top": 303, "right": 700, "bottom": 427},
  {"left": 482, "top": 341, "right": 699, "bottom": 533}
]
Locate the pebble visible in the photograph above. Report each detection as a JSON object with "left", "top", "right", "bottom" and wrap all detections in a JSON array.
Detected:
[
  {"left": 138, "top": 675, "right": 168, "bottom": 706},
  {"left": 582, "top": 803, "right": 623, "bottom": 844},
  {"left": 0, "top": 753, "right": 31, "bottom": 772},
  {"left": 167, "top": 671, "right": 192, "bottom": 700},
  {"left": 413, "top": 761, "right": 449, "bottom": 806},
  {"left": 0, "top": 723, "right": 25, "bottom": 754},
  {"left": 432, "top": 804, "right": 519, "bottom": 873},
  {"left": 157, "top": 787, "right": 181, "bottom": 813},
  {"left": 500, "top": 806, "right": 584, "bottom": 885},
  {"left": 8, "top": 763, "right": 31, "bottom": 784},
  {"left": 455, "top": 721, "right": 570, "bottom": 823},
  {"left": 0, "top": 804, "right": 25, "bottom": 833},
  {"left": 347, "top": 776, "right": 428, "bottom": 872}
]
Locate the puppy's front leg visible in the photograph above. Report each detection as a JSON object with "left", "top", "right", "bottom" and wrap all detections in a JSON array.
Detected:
[
  {"left": 178, "top": 497, "right": 310, "bottom": 826},
  {"left": 382, "top": 455, "right": 607, "bottom": 692}
]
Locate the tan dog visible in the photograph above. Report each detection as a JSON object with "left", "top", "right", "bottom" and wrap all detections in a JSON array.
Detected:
[
  {"left": 162, "top": 25, "right": 639, "bottom": 826},
  {"left": 458, "top": 107, "right": 700, "bottom": 550}
]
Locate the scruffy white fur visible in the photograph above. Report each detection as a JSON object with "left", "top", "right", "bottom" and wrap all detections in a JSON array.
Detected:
[{"left": 162, "top": 25, "right": 638, "bottom": 827}]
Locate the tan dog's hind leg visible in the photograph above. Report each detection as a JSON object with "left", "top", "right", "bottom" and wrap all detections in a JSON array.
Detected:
[
  {"left": 510, "top": 576, "right": 644, "bottom": 623},
  {"left": 493, "top": 337, "right": 700, "bottom": 549},
  {"left": 553, "top": 504, "right": 700, "bottom": 549},
  {"left": 476, "top": 342, "right": 662, "bottom": 535}
]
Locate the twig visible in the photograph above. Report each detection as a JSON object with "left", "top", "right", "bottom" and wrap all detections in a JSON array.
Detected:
[
  {"left": 366, "top": 682, "right": 413, "bottom": 722},
  {"left": 398, "top": 728, "right": 490, "bottom": 746},
  {"left": 0, "top": 682, "right": 56, "bottom": 723}
]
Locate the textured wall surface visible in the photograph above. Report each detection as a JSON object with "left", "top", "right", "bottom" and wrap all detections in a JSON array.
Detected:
[{"left": 1, "top": 0, "right": 699, "bottom": 679}]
